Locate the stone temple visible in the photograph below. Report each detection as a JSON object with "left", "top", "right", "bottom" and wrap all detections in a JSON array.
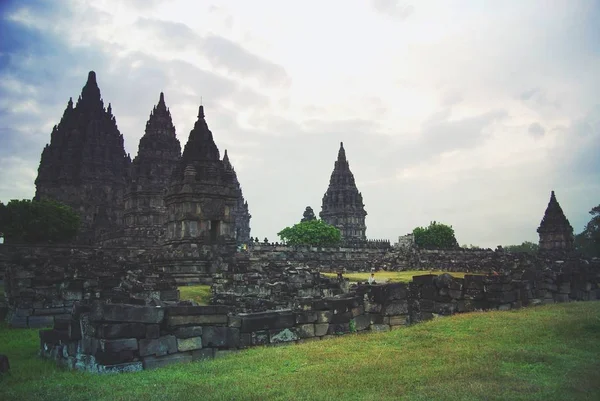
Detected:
[
  {"left": 33, "top": 71, "right": 251, "bottom": 247},
  {"left": 320, "top": 142, "right": 367, "bottom": 240},
  {"left": 537, "top": 190, "right": 575, "bottom": 252}
]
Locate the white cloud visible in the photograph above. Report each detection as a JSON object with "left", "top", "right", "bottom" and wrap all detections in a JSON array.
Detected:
[{"left": 0, "top": 0, "right": 599, "bottom": 248}]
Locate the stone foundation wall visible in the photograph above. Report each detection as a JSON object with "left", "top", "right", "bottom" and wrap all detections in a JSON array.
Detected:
[
  {"left": 40, "top": 260, "right": 600, "bottom": 373},
  {"left": 1, "top": 245, "right": 177, "bottom": 328}
]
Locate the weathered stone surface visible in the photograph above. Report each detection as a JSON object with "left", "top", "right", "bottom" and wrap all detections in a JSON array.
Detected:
[
  {"left": 370, "top": 324, "right": 390, "bottom": 332},
  {"left": 143, "top": 353, "right": 192, "bottom": 370},
  {"left": 167, "top": 315, "right": 228, "bottom": 327},
  {"left": 240, "top": 311, "right": 295, "bottom": 333},
  {"left": 316, "top": 311, "right": 332, "bottom": 323},
  {"left": 295, "top": 311, "right": 317, "bottom": 324},
  {"left": 99, "top": 338, "right": 138, "bottom": 353},
  {"left": 139, "top": 336, "right": 177, "bottom": 357},
  {"left": 177, "top": 336, "right": 203, "bottom": 352},
  {"left": 166, "top": 305, "right": 230, "bottom": 316},
  {"left": 96, "top": 323, "right": 147, "bottom": 339},
  {"left": 90, "top": 302, "right": 164, "bottom": 324},
  {"left": 382, "top": 301, "right": 409, "bottom": 316},
  {"left": 173, "top": 326, "right": 203, "bottom": 339},
  {"left": 314, "top": 323, "right": 329, "bottom": 337},
  {"left": 270, "top": 328, "right": 299, "bottom": 343},
  {"left": 353, "top": 314, "right": 371, "bottom": 331},
  {"left": 202, "top": 327, "right": 240, "bottom": 348},
  {"left": 295, "top": 324, "right": 315, "bottom": 338},
  {"left": 28, "top": 316, "right": 55, "bottom": 328},
  {"left": 97, "top": 362, "right": 143, "bottom": 374}
]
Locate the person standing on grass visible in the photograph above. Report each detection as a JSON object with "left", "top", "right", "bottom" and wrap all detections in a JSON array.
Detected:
[{"left": 368, "top": 273, "right": 375, "bottom": 285}]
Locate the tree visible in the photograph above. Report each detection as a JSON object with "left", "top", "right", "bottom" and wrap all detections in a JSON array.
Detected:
[
  {"left": 503, "top": 241, "right": 539, "bottom": 254},
  {"left": 278, "top": 219, "right": 341, "bottom": 247},
  {"left": 301, "top": 206, "right": 317, "bottom": 223},
  {"left": 575, "top": 204, "right": 600, "bottom": 258},
  {"left": 412, "top": 221, "right": 458, "bottom": 249},
  {"left": 0, "top": 199, "right": 80, "bottom": 244}
]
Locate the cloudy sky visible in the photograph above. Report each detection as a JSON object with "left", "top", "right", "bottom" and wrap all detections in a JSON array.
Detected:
[{"left": 1, "top": 0, "right": 599, "bottom": 248}]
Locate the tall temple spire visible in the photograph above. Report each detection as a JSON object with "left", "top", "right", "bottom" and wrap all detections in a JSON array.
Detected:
[
  {"left": 537, "top": 190, "right": 575, "bottom": 252},
  {"left": 320, "top": 142, "right": 367, "bottom": 240},
  {"left": 221, "top": 150, "right": 251, "bottom": 244},
  {"left": 34, "top": 71, "right": 130, "bottom": 244}
]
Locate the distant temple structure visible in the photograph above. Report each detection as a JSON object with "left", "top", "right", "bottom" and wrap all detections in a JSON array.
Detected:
[
  {"left": 320, "top": 142, "right": 367, "bottom": 240},
  {"left": 537, "top": 191, "right": 575, "bottom": 252},
  {"left": 222, "top": 150, "right": 251, "bottom": 244}
]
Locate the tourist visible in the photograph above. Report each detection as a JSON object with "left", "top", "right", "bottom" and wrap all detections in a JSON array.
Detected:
[{"left": 368, "top": 273, "right": 375, "bottom": 285}]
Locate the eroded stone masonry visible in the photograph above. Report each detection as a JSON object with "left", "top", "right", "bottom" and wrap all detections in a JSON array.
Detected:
[{"left": 1, "top": 71, "right": 598, "bottom": 374}]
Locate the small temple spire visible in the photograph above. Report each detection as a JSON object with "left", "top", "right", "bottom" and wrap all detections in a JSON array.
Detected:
[
  {"left": 537, "top": 190, "right": 574, "bottom": 252},
  {"left": 198, "top": 105, "right": 205, "bottom": 119},
  {"left": 87, "top": 71, "right": 97, "bottom": 85},
  {"left": 337, "top": 141, "right": 347, "bottom": 162}
]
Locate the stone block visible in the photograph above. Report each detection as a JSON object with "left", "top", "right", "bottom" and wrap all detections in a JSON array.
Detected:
[
  {"left": 389, "top": 315, "right": 408, "bottom": 326},
  {"left": 420, "top": 285, "right": 437, "bottom": 300},
  {"left": 558, "top": 283, "right": 571, "bottom": 294},
  {"left": 270, "top": 328, "right": 299, "bottom": 343},
  {"left": 96, "top": 323, "right": 147, "bottom": 339},
  {"left": 433, "top": 302, "right": 456, "bottom": 315},
  {"left": 96, "top": 362, "right": 143, "bottom": 374},
  {"left": 295, "top": 311, "right": 317, "bottom": 324},
  {"left": 99, "top": 338, "right": 138, "bottom": 353},
  {"left": 327, "top": 323, "right": 350, "bottom": 335},
  {"left": 351, "top": 306, "right": 364, "bottom": 317},
  {"left": 143, "top": 352, "right": 193, "bottom": 370},
  {"left": 15, "top": 308, "right": 32, "bottom": 317},
  {"left": 28, "top": 316, "right": 55, "bottom": 328},
  {"left": 95, "top": 350, "right": 135, "bottom": 365},
  {"left": 251, "top": 330, "right": 269, "bottom": 346},
  {"left": 240, "top": 311, "right": 295, "bottom": 333},
  {"left": 174, "top": 326, "right": 203, "bottom": 339},
  {"left": 464, "top": 289, "right": 484, "bottom": 300},
  {"left": 165, "top": 305, "right": 230, "bottom": 316},
  {"left": 202, "top": 327, "right": 240, "bottom": 348},
  {"left": 160, "top": 290, "right": 180, "bottom": 302},
  {"left": 353, "top": 315, "right": 371, "bottom": 331},
  {"left": 177, "top": 336, "right": 203, "bottom": 352},
  {"left": 192, "top": 348, "right": 214, "bottom": 361},
  {"left": 90, "top": 302, "right": 164, "bottom": 324},
  {"left": 166, "top": 315, "right": 228, "bottom": 327},
  {"left": 370, "top": 324, "right": 390, "bottom": 332},
  {"left": 296, "top": 324, "right": 315, "bottom": 338},
  {"left": 382, "top": 301, "right": 409, "bottom": 316},
  {"left": 448, "top": 289, "right": 462, "bottom": 299},
  {"left": 363, "top": 301, "right": 381, "bottom": 314},
  {"left": 553, "top": 293, "right": 570, "bottom": 303},
  {"left": 39, "top": 329, "right": 70, "bottom": 345},
  {"left": 330, "top": 311, "right": 352, "bottom": 324},
  {"left": 146, "top": 324, "right": 160, "bottom": 339},
  {"left": 316, "top": 311, "right": 332, "bottom": 323},
  {"left": 385, "top": 283, "right": 409, "bottom": 301},
  {"left": 139, "top": 335, "right": 177, "bottom": 357},
  {"left": 412, "top": 274, "right": 437, "bottom": 286},
  {"left": 314, "top": 323, "right": 329, "bottom": 337},
  {"left": 228, "top": 316, "right": 241, "bottom": 328}
]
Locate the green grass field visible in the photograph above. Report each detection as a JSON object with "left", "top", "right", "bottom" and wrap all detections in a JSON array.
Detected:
[
  {"left": 178, "top": 285, "right": 211, "bottom": 305},
  {"left": 0, "top": 302, "right": 599, "bottom": 401},
  {"left": 322, "top": 270, "right": 475, "bottom": 283}
]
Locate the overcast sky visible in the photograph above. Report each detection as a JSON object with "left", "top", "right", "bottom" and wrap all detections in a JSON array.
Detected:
[{"left": 1, "top": 0, "right": 599, "bottom": 248}]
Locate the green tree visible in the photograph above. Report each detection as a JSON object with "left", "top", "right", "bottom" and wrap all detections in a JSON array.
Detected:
[
  {"left": 504, "top": 241, "right": 539, "bottom": 254},
  {"left": 278, "top": 219, "right": 341, "bottom": 247},
  {"left": 412, "top": 221, "right": 458, "bottom": 249},
  {"left": 575, "top": 204, "right": 600, "bottom": 258},
  {"left": 0, "top": 199, "right": 80, "bottom": 244}
]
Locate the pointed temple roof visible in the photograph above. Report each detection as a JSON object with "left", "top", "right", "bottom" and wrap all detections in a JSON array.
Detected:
[
  {"left": 537, "top": 191, "right": 574, "bottom": 234},
  {"left": 131, "top": 92, "right": 181, "bottom": 182},
  {"left": 321, "top": 142, "right": 366, "bottom": 213},
  {"left": 35, "top": 70, "right": 130, "bottom": 187}
]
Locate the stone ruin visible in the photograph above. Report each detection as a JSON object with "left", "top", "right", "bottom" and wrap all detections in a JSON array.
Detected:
[{"left": 1, "top": 70, "right": 599, "bottom": 375}]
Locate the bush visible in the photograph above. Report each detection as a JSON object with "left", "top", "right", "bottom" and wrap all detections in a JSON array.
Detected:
[
  {"left": 0, "top": 199, "right": 80, "bottom": 244},
  {"left": 412, "top": 221, "right": 458, "bottom": 249},
  {"left": 278, "top": 219, "right": 341, "bottom": 247}
]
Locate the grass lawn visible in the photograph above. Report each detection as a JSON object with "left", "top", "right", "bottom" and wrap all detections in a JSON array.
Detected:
[
  {"left": 178, "top": 285, "right": 211, "bottom": 305},
  {"left": 322, "top": 270, "right": 476, "bottom": 283},
  {"left": 0, "top": 302, "right": 599, "bottom": 401}
]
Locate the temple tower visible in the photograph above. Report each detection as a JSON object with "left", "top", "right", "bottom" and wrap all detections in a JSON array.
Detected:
[
  {"left": 222, "top": 150, "right": 251, "bottom": 244},
  {"left": 320, "top": 142, "right": 367, "bottom": 240},
  {"left": 34, "top": 71, "right": 131, "bottom": 244},
  {"left": 537, "top": 190, "right": 575, "bottom": 252},
  {"left": 163, "top": 105, "right": 240, "bottom": 246},
  {"left": 115, "top": 92, "right": 182, "bottom": 246}
]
